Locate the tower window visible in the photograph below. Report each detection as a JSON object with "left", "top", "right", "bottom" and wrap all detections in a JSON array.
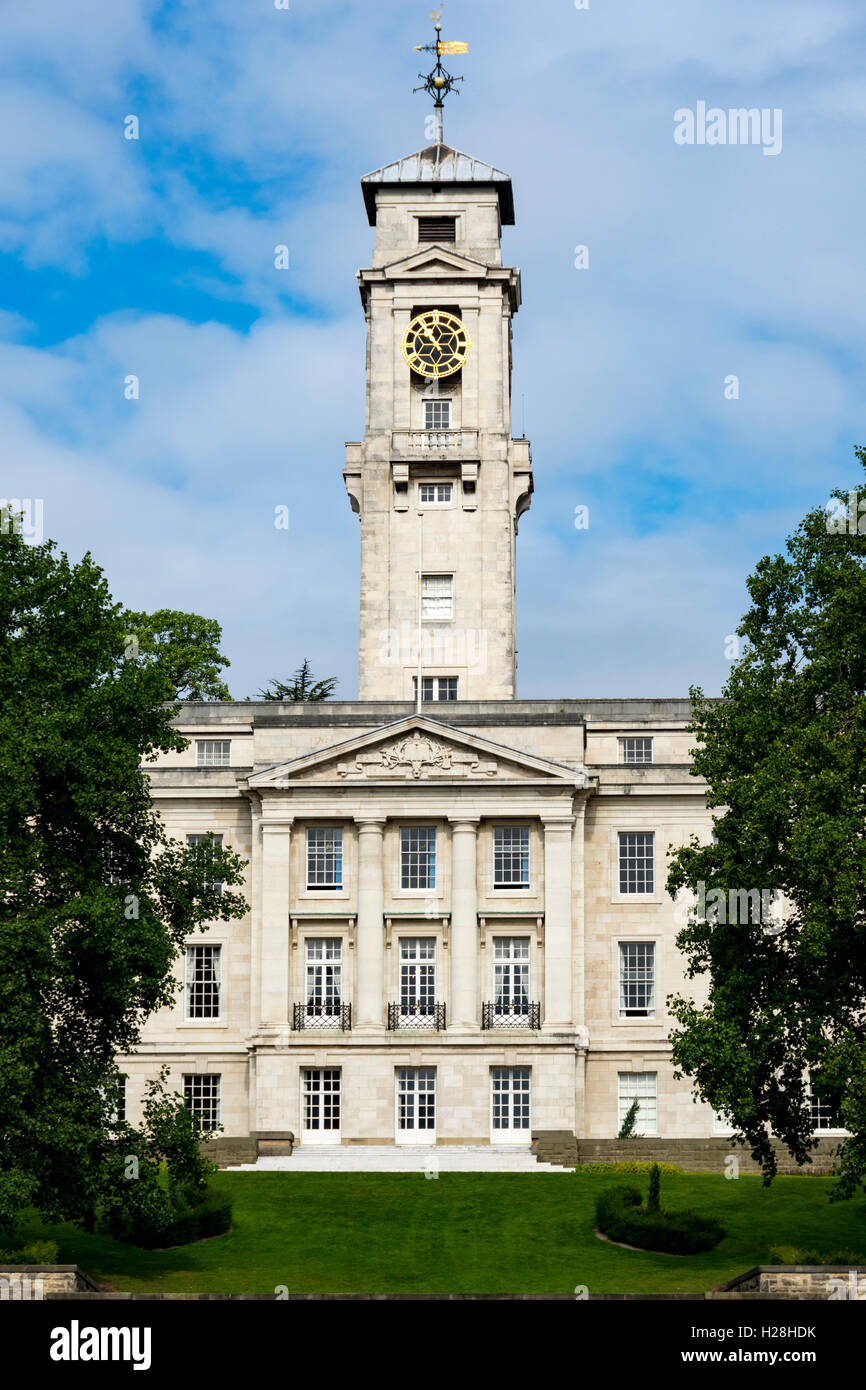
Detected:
[
  {"left": 414, "top": 676, "right": 458, "bottom": 701},
  {"left": 421, "top": 574, "right": 453, "bottom": 620},
  {"left": 423, "top": 400, "right": 451, "bottom": 430},
  {"left": 417, "top": 216, "right": 456, "bottom": 243},
  {"left": 419, "top": 483, "right": 452, "bottom": 505}
]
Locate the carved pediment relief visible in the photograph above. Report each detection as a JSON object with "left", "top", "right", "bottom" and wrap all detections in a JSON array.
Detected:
[
  {"left": 336, "top": 729, "right": 497, "bottom": 781},
  {"left": 247, "top": 715, "right": 588, "bottom": 789}
]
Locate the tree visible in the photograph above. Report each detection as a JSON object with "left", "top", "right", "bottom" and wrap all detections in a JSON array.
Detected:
[
  {"left": 617, "top": 1098, "right": 640, "bottom": 1139},
  {"left": 667, "top": 446, "right": 866, "bottom": 1196},
  {"left": 0, "top": 527, "right": 247, "bottom": 1233},
  {"left": 647, "top": 1162, "right": 661, "bottom": 1213},
  {"left": 123, "top": 608, "right": 231, "bottom": 700},
  {"left": 257, "top": 658, "right": 337, "bottom": 702}
]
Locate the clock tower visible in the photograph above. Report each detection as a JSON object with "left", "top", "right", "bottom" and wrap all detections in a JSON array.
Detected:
[{"left": 344, "top": 129, "right": 533, "bottom": 702}]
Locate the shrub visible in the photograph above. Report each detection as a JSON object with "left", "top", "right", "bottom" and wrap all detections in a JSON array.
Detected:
[
  {"left": 769, "top": 1244, "right": 866, "bottom": 1266},
  {"left": 0, "top": 1239, "right": 60, "bottom": 1264},
  {"left": 595, "top": 1185, "right": 725, "bottom": 1255},
  {"left": 573, "top": 1161, "right": 684, "bottom": 1175},
  {"left": 109, "top": 1188, "right": 231, "bottom": 1250}
]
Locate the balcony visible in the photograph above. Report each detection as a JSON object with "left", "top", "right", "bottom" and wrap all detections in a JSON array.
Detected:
[
  {"left": 293, "top": 1002, "right": 352, "bottom": 1032},
  {"left": 390, "top": 429, "right": 478, "bottom": 458},
  {"left": 481, "top": 1002, "right": 541, "bottom": 1031},
  {"left": 387, "top": 1002, "right": 446, "bottom": 1031}
]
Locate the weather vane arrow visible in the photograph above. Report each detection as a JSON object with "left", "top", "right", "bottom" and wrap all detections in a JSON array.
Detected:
[{"left": 412, "top": 9, "right": 469, "bottom": 144}]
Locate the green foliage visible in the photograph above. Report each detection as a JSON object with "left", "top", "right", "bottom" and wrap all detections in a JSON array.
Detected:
[
  {"left": 769, "top": 1244, "right": 866, "bottom": 1266},
  {"left": 123, "top": 608, "right": 231, "bottom": 700},
  {"left": 0, "top": 1239, "right": 59, "bottom": 1264},
  {"left": 99, "top": 1070, "right": 223, "bottom": 1248},
  {"left": 110, "top": 1190, "right": 232, "bottom": 1250},
  {"left": 595, "top": 1185, "right": 725, "bottom": 1255},
  {"left": 573, "top": 1161, "right": 684, "bottom": 1175},
  {"left": 647, "top": 1162, "right": 661, "bottom": 1213},
  {"left": 0, "top": 527, "right": 248, "bottom": 1231},
  {"left": 666, "top": 445, "right": 866, "bottom": 1197},
  {"left": 257, "top": 658, "right": 337, "bottom": 702},
  {"left": 617, "top": 1098, "right": 640, "bottom": 1139}
]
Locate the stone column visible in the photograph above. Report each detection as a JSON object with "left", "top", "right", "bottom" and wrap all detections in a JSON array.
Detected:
[
  {"left": 449, "top": 817, "right": 480, "bottom": 1029},
  {"left": 259, "top": 818, "right": 293, "bottom": 1027},
  {"left": 542, "top": 816, "right": 575, "bottom": 1031},
  {"left": 355, "top": 818, "right": 386, "bottom": 1031}
]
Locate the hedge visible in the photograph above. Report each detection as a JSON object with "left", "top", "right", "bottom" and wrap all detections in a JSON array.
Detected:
[
  {"left": 595, "top": 1185, "right": 725, "bottom": 1255},
  {"left": 0, "top": 1239, "right": 59, "bottom": 1264},
  {"left": 113, "top": 1191, "right": 232, "bottom": 1250},
  {"left": 574, "top": 1161, "right": 684, "bottom": 1176},
  {"left": 770, "top": 1244, "right": 866, "bottom": 1267}
]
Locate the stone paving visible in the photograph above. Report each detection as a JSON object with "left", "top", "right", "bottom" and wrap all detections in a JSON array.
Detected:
[{"left": 226, "top": 1145, "right": 563, "bottom": 1173}]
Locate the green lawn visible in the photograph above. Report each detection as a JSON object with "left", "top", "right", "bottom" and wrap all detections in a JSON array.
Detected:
[{"left": 19, "top": 1171, "right": 866, "bottom": 1295}]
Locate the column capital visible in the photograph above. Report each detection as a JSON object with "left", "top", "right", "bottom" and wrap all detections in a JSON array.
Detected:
[
  {"left": 355, "top": 817, "right": 386, "bottom": 832},
  {"left": 541, "top": 815, "right": 575, "bottom": 831},
  {"left": 448, "top": 816, "right": 480, "bottom": 830},
  {"left": 261, "top": 817, "right": 294, "bottom": 831}
]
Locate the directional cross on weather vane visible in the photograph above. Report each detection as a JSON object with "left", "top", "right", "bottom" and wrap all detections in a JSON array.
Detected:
[{"left": 413, "top": 9, "right": 469, "bottom": 143}]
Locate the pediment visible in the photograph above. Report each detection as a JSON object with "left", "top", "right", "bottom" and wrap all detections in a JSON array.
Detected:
[
  {"left": 383, "top": 246, "right": 491, "bottom": 279},
  {"left": 248, "top": 716, "right": 588, "bottom": 789}
]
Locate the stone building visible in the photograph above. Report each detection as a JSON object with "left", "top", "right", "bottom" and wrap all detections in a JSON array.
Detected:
[{"left": 118, "top": 133, "right": 804, "bottom": 1157}]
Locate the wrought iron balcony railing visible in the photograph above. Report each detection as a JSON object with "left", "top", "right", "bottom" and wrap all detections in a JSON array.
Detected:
[
  {"left": 293, "top": 1002, "right": 352, "bottom": 1031},
  {"left": 481, "top": 1001, "right": 541, "bottom": 1031},
  {"left": 387, "top": 1002, "right": 446, "bottom": 1031}
]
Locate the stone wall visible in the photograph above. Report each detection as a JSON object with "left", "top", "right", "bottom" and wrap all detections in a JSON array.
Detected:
[
  {"left": 532, "top": 1133, "right": 841, "bottom": 1175},
  {"left": 725, "top": 1266, "right": 866, "bottom": 1298},
  {"left": 0, "top": 1265, "right": 98, "bottom": 1299}
]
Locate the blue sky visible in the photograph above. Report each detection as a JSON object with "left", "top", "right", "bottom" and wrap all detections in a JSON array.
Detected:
[{"left": 3, "top": 0, "right": 865, "bottom": 698}]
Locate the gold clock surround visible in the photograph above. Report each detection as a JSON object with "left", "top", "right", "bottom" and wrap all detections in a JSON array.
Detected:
[{"left": 401, "top": 309, "right": 471, "bottom": 379}]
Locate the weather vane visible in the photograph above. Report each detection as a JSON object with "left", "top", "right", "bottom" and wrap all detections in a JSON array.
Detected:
[{"left": 413, "top": 9, "right": 469, "bottom": 144}]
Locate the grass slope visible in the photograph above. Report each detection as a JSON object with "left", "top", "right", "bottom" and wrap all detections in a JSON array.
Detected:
[{"left": 18, "top": 1171, "right": 864, "bottom": 1295}]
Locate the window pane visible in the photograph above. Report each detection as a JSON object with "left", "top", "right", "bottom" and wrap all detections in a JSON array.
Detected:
[
  {"left": 618, "top": 1072, "right": 657, "bottom": 1133},
  {"left": 400, "top": 827, "right": 436, "bottom": 889},
  {"left": 305, "top": 938, "right": 342, "bottom": 1015},
  {"left": 421, "top": 575, "right": 453, "bottom": 620},
  {"left": 618, "top": 831, "right": 654, "bottom": 894},
  {"left": 422, "top": 401, "right": 452, "bottom": 431},
  {"left": 307, "top": 827, "right": 343, "bottom": 888},
  {"left": 304, "top": 1069, "right": 341, "bottom": 1131},
  {"left": 493, "top": 938, "right": 530, "bottom": 1013},
  {"left": 619, "top": 942, "right": 655, "bottom": 1016},
  {"left": 186, "top": 944, "right": 222, "bottom": 1019},
  {"left": 399, "top": 937, "right": 436, "bottom": 1014},
  {"left": 493, "top": 826, "right": 529, "bottom": 886},
  {"left": 196, "top": 739, "right": 231, "bottom": 767},
  {"left": 620, "top": 737, "right": 653, "bottom": 764},
  {"left": 184, "top": 1074, "right": 221, "bottom": 1131},
  {"left": 187, "top": 834, "right": 224, "bottom": 894}
]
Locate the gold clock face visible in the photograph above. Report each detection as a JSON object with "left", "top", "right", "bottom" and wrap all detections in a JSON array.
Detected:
[{"left": 401, "top": 310, "right": 470, "bottom": 379}]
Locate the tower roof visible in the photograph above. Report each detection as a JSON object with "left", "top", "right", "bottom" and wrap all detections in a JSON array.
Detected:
[{"left": 361, "top": 142, "right": 514, "bottom": 227}]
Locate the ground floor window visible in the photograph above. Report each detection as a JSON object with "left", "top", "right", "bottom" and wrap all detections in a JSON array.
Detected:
[
  {"left": 807, "top": 1073, "right": 845, "bottom": 1132},
  {"left": 184, "top": 1073, "right": 221, "bottom": 1131},
  {"left": 491, "top": 1067, "right": 530, "bottom": 1133},
  {"left": 397, "top": 1067, "right": 436, "bottom": 1133},
  {"left": 303, "top": 1068, "right": 341, "bottom": 1133},
  {"left": 617, "top": 1071, "right": 657, "bottom": 1135}
]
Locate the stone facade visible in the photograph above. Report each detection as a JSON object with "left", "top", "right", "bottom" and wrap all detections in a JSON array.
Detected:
[{"left": 119, "top": 139, "right": 845, "bottom": 1165}]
